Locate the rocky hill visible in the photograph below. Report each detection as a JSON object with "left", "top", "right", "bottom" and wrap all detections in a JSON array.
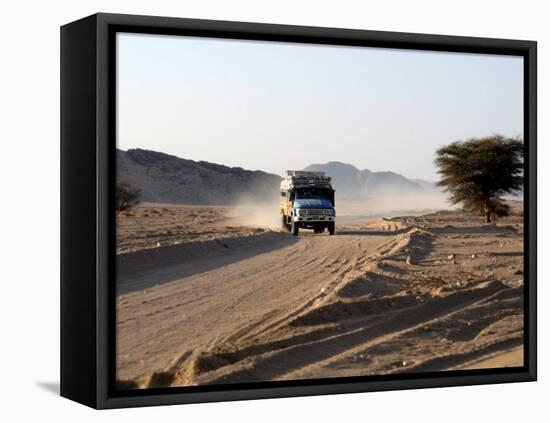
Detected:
[{"left": 117, "top": 149, "right": 281, "bottom": 205}]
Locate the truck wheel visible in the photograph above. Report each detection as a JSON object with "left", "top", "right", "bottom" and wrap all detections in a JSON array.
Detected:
[
  {"left": 291, "top": 220, "right": 299, "bottom": 236},
  {"left": 328, "top": 222, "right": 335, "bottom": 235}
]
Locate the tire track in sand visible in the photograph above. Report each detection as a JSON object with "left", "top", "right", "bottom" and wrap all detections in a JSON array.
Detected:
[{"left": 116, "top": 229, "right": 390, "bottom": 382}]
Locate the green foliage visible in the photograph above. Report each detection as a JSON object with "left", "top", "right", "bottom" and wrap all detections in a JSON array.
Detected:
[
  {"left": 116, "top": 180, "right": 141, "bottom": 211},
  {"left": 434, "top": 135, "right": 523, "bottom": 223}
]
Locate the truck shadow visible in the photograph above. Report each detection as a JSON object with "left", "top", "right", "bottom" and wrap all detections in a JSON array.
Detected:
[{"left": 116, "top": 231, "right": 298, "bottom": 295}]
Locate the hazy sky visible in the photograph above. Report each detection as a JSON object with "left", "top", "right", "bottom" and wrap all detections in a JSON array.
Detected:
[{"left": 117, "top": 33, "right": 523, "bottom": 181}]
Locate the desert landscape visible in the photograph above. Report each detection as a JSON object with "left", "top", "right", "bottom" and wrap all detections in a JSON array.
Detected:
[
  {"left": 115, "top": 36, "right": 525, "bottom": 390},
  {"left": 113, "top": 37, "right": 526, "bottom": 390},
  {"left": 116, "top": 200, "right": 524, "bottom": 389}
]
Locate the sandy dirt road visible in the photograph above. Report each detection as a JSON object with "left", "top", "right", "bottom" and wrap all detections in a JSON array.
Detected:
[
  {"left": 116, "top": 206, "right": 524, "bottom": 388},
  {"left": 116, "top": 229, "right": 389, "bottom": 383}
]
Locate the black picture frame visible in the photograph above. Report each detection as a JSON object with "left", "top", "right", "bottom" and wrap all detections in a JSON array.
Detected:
[{"left": 60, "top": 12, "right": 537, "bottom": 409}]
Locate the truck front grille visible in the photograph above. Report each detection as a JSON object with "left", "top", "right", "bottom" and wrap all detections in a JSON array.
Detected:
[{"left": 302, "top": 209, "right": 332, "bottom": 217}]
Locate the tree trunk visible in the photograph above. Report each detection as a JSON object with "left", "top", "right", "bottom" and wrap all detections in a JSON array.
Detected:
[{"left": 484, "top": 203, "right": 491, "bottom": 223}]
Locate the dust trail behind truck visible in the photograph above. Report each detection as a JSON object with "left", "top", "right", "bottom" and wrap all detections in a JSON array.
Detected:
[{"left": 280, "top": 170, "right": 336, "bottom": 236}]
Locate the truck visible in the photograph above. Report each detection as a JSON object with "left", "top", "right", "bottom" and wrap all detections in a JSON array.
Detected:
[{"left": 280, "top": 170, "right": 336, "bottom": 236}]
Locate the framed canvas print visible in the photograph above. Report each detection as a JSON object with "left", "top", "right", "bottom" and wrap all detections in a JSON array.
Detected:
[{"left": 60, "top": 13, "right": 537, "bottom": 409}]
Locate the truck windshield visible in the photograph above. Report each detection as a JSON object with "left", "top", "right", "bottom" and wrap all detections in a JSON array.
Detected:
[
  {"left": 294, "top": 197, "right": 333, "bottom": 208},
  {"left": 295, "top": 188, "right": 335, "bottom": 206},
  {"left": 296, "top": 188, "right": 330, "bottom": 198}
]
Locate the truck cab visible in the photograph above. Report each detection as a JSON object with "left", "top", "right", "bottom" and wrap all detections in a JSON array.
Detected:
[{"left": 280, "top": 171, "right": 336, "bottom": 236}]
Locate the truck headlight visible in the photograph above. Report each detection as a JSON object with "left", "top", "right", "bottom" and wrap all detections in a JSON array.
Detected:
[
  {"left": 297, "top": 208, "right": 307, "bottom": 216},
  {"left": 325, "top": 209, "right": 335, "bottom": 216}
]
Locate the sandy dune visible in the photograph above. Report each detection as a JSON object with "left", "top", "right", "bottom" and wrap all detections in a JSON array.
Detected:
[{"left": 116, "top": 206, "right": 524, "bottom": 389}]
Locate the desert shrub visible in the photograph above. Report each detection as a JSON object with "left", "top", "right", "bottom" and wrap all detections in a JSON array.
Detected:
[{"left": 116, "top": 180, "right": 141, "bottom": 211}]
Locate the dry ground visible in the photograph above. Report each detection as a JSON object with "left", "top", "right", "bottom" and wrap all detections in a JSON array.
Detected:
[
  {"left": 116, "top": 204, "right": 267, "bottom": 254},
  {"left": 116, "top": 204, "right": 524, "bottom": 389}
]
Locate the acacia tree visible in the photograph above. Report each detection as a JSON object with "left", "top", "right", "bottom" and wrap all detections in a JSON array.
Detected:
[
  {"left": 434, "top": 135, "right": 523, "bottom": 223},
  {"left": 116, "top": 180, "right": 141, "bottom": 211}
]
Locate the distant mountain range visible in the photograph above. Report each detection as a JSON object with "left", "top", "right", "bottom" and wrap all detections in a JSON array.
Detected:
[
  {"left": 304, "top": 161, "right": 436, "bottom": 199},
  {"left": 117, "top": 149, "right": 440, "bottom": 205}
]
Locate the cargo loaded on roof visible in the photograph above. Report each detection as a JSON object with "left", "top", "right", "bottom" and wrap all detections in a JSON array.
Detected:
[{"left": 280, "top": 170, "right": 336, "bottom": 236}]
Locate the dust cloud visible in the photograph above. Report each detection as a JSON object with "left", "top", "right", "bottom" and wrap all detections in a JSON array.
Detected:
[
  {"left": 228, "top": 189, "right": 453, "bottom": 231},
  {"left": 336, "top": 190, "right": 454, "bottom": 218},
  {"left": 228, "top": 196, "right": 283, "bottom": 230}
]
